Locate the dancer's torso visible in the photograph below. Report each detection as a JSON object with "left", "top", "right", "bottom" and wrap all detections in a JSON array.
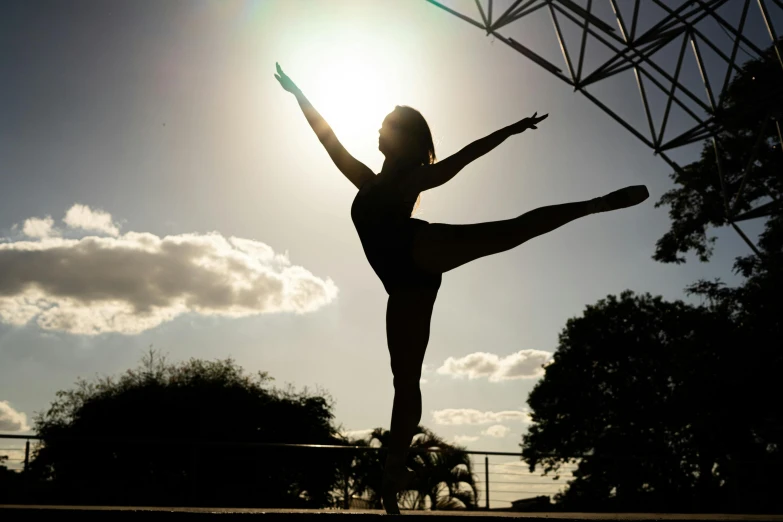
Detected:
[{"left": 350, "top": 169, "right": 419, "bottom": 240}]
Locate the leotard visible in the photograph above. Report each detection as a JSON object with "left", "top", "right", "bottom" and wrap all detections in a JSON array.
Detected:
[{"left": 350, "top": 169, "right": 442, "bottom": 295}]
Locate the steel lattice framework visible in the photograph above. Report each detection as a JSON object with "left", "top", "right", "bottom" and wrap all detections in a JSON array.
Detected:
[{"left": 425, "top": 0, "right": 783, "bottom": 256}]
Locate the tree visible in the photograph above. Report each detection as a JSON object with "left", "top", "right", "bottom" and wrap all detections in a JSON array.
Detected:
[
  {"left": 650, "top": 37, "right": 783, "bottom": 512},
  {"left": 401, "top": 427, "right": 478, "bottom": 511},
  {"left": 0, "top": 455, "right": 12, "bottom": 496},
  {"left": 29, "top": 350, "right": 348, "bottom": 508},
  {"left": 653, "top": 38, "right": 782, "bottom": 266},
  {"left": 343, "top": 425, "right": 480, "bottom": 511},
  {"left": 520, "top": 291, "right": 783, "bottom": 513},
  {"left": 0, "top": 453, "right": 27, "bottom": 503},
  {"left": 328, "top": 433, "right": 376, "bottom": 509},
  {"left": 518, "top": 35, "right": 783, "bottom": 517}
]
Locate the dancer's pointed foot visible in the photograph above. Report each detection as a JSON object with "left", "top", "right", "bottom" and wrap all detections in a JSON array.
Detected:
[
  {"left": 590, "top": 185, "right": 649, "bottom": 214},
  {"left": 381, "top": 467, "right": 415, "bottom": 514},
  {"left": 381, "top": 478, "right": 400, "bottom": 515}
]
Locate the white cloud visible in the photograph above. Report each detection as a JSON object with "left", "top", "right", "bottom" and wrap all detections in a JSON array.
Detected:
[
  {"left": 341, "top": 428, "right": 375, "bottom": 441},
  {"left": 0, "top": 448, "right": 27, "bottom": 471},
  {"left": 63, "top": 204, "right": 120, "bottom": 236},
  {"left": 436, "top": 349, "right": 552, "bottom": 382},
  {"left": 22, "top": 216, "right": 58, "bottom": 239},
  {"left": 454, "top": 435, "right": 479, "bottom": 445},
  {"left": 432, "top": 408, "right": 532, "bottom": 426},
  {"left": 0, "top": 401, "right": 30, "bottom": 432},
  {"left": 0, "top": 208, "right": 339, "bottom": 335},
  {"left": 0, "top": 448, "right": 25, "bottom": 460},
  {"left": 481, "top": 424, "right": 511, "bottom": 438}
]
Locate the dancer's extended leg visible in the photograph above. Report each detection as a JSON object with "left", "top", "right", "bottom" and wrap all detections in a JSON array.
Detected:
[{"left": 412, "top": 185, "right": 648, "bottom": 274}]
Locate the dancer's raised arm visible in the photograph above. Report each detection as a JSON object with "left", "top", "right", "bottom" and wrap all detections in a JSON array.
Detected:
[
  {"left": 275, "top": 63, "right": 374, "bottom": 190},
  {"left": 411, "top": 112, "right": 548, "bottom": 193}
]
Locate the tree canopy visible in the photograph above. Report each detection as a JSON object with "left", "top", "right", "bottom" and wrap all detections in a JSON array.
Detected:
[
  {"left": 653, "top": 38, "right": 782, "bottom": 266},
  {"left": 520, "top": 290, "right": 782, "bottom": 513},
  {"left": 333, "top": 425, "right": 479, "bottom": 511},
  {"left": 26, "top": 350, "right": 480, "bottom": 511},
  {"left": 522, "top": 41, "right": 783, "bottom": 512},
  {"left": 30, "top": 351, "right": 350, "bottom": 508}
]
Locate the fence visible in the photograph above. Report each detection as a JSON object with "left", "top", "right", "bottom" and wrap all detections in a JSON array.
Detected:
[
  {"left": 1, "top": 433, "right": 777, "bottom": 512},
  {"left": 0, "top": 433, "right": 572, "bottom": 510}
]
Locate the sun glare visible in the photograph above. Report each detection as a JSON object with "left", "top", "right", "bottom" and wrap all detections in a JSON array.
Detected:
[
  {"left": 315, "top": 58, "right": 392, "bottom": 143},
  {"left": 289, "top": 27, "right": 401, "bottom": 158}
]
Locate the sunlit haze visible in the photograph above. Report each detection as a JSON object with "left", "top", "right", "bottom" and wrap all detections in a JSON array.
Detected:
[{"left": 0, "top": 0, "right": 778, "bottom": 509}]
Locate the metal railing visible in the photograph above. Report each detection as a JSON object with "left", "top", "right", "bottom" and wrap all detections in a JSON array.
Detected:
[
  {"left": 1, "top": 433, "right": 778, "bottom": 512},
  {"left": 0, "top": 433, "right": 570, "bottom": 510}
]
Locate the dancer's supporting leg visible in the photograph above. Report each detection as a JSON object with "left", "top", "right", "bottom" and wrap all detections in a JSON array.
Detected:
[
  {"left": 412, "top": 185, "right": 649, "bottom": 274},
  {"left": 382, "top": 287, "right": 438, "bottom": 514}
]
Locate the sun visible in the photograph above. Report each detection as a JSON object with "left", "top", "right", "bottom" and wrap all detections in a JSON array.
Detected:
[
  {"left": 314, "top": 57, "right": 394, "bottom": 145},
  {"left": 290, "top": 28, "right": 401, "bottom": 158}
]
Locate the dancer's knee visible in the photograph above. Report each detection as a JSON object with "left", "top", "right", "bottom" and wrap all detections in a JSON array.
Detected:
[{"left": 392, "top": 373, "right": 421, "bottom": 393}]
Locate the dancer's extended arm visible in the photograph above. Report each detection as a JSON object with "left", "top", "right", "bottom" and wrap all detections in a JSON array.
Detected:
[
  {"left": 412, "top": 112, "right": 548, "bottom": 193},
  {"left": 295, "top": 91, "right": 374, "bottom": 189},
  {"left": 275, "top": 63, "right": 374, "bottom": 190}
]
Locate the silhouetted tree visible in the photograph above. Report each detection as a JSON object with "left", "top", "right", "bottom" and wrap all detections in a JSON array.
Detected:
[
  {"left": 653, "top": 38, "right": 782, "bottom": 266},
  {"left": 520, "top": 291, "right": 783, "bottom": 513},
  {"left": 343, "top": 426, "right": 479, "bottom": 511},
  {"left": 0, "top": 452, "right": 28, "bottom": 503},
  {"left": 29, "top": 350, "right": 348, "bottom": 508},
  {"left": 678, "top": 213, "right": 783, "bottom": 514},
  {"left": 0, "top": 456, "right": 14, "bottom": 501},
  {"left": 329, "top": 433, "right": 376, "bottom": 509},
  {"left": 652, "top": 37, "right": 783, "bottom": 513},
  {"left": 401, "top": 427, "right": 479, "bottom": 511},
  {"left": 522, "top": 38, "right": 783, "bottom": 514}
]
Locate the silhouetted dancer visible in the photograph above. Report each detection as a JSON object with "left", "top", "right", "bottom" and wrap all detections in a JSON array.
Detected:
[{"left": 275, "top": 62, "right": 648, "bottom": 514}]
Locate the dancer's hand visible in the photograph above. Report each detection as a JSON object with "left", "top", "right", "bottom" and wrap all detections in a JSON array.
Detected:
[
  {"left": 509, "top": 112, "right": 548, "bottom": 134},
  {"left": 274, "top": 62, "right": 301, "bottom": 95}
]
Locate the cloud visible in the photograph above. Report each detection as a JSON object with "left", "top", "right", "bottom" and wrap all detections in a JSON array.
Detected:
[
  {"left": 432, "top": 408, "right": 532, "bottom": 426},
  {"left": 481, "top": 424, "right": 511, "bottom": 438},
  {"left": 436, "top": 349, "right": 552, "bottom": 382},
  {"left": 0, "top": 448, "right": 27, "bottom": 471},
  {"left": 340, "top": 428, "right": 375, "bottom": 441},
  {"left": 22, "top": 216, "right": 58, "bottom": 239},
  {"left": 454, "top": 435, "right": 479, "bottom": 445},
  {"left": 0, "top": 448, "right": 25, "bottom": 462},
  {"left": 63, "top": 204, "right": 120, "bottom": 236},
  {"left": 0, "top": 207, "right": 338, "bottom": 335},
  {"left": 0, "top": 401, "right": 30, "bottom": 432}
]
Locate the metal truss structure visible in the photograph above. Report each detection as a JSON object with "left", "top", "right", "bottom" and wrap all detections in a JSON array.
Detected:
[{"left": 425, "top": 0, "right": 782, "bottom": 257}]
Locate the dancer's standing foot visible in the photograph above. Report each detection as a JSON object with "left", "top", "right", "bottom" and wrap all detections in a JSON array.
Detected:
[{"left": 381, "top": 452, "right": 415, "bottom": 514}]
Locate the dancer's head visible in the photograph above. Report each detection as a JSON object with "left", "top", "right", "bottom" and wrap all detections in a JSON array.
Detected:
[{"left": 378, "top": 105, "right": 436, "bottom": 168}]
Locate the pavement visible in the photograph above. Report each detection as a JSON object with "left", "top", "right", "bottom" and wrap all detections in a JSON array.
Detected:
[{"left": 1, "top": 506, "right": 782, "bottom": 521}]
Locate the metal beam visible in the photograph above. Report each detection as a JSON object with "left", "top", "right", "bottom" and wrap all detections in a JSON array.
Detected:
[
  {"left": 733, "top": 199, "right": 783, "bottom": 222},
  {"left": 424, "top": 0, "right": 783, "bottom": 257}
]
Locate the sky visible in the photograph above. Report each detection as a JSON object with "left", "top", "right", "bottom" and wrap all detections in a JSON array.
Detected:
[{"left": 0, "top": 0, "right": 780, "bottom": 507}]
